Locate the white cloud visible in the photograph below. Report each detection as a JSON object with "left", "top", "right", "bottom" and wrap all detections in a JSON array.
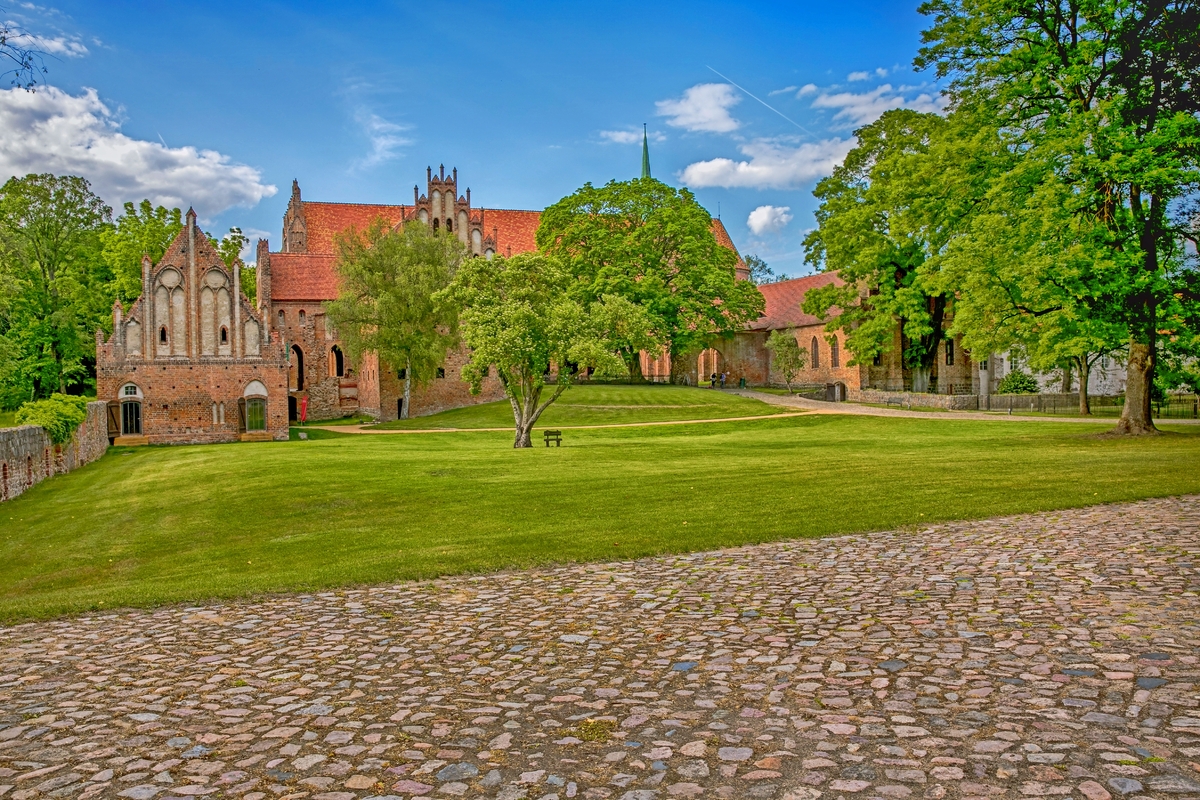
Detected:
[
  {"left": 747, "top": 205, "right": 793, "bottom": 235},
  {"left": 599, "top": 129, "right": 665, "bottom": 145},
  {"left": 2, "top": 20, "right": 88, "bottom": 57},
  {"left": 847, "top": 71, "right": 871, "bottom": 82},
  {"left": 679, "top": 137, "right": 856, "bottom": 189},
  {"left": 810, "top": 84, "right": 947, "bottom": 127},
  {"left": 796, "top": 83, "right": 818, "bottom": 97},
  {"left": 655, "top": 83, "right": 741, "bottom": 133},
  {"left": 876, "top": 67, "right": 890, "bottom": 77},
  {"left": 0, "top": 86, "right": 276, "bottom": 214},
  {"left": 768, "top": 85, "right": 798, "bottom": 97},
  {"left": 354, "top": 109, "right": 412, "bottom": 168}
]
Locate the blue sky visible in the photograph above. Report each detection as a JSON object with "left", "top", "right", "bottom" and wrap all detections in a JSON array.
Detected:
[{"left": 1, "top": 0, "right": 943, "bottom": 277}]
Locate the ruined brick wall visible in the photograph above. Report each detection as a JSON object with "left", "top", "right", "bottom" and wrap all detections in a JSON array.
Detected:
[
  {"left": 1, "top": 401, "right": 108, "bottom": 503},
  {"left": 849, "top": 388, "right": 980, "bottom": 410},
  {"left": 376, "top": 344, "right": 506, "bottom": 420},
  {"left": 274, "top": 301, "right": 353, "bottom": 421}
]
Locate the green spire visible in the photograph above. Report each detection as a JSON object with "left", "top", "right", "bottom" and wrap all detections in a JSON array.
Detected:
[{"left": 641, "top": 123, "right": 651, "bottom": 179}]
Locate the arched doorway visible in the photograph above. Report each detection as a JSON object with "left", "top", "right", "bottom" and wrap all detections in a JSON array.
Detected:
[
  {"left": 120, "top": 383, "right": 143, "bottom": 435},
  {"left": 697, "top": 348, "right": 722, "bottom": 387},
  {"left": 288, "top": 395, "right": 298, "bottom": 422},
  {"left": 330, "top": 345, "right": 344, "bottom": 377},
  {"left": 290, "top": 345, "right": 304, "bottom": 390}
]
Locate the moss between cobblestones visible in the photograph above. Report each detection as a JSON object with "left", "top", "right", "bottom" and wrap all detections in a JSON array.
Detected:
[{"left": 1, "top": 415, "right": 1198, "bottom": 622}]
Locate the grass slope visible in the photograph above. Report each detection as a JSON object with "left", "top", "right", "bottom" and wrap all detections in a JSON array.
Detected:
[
  {"left": 368, "top": 384, "right": 784, "bottom": 429},
  {"left": 2, "top": 415, "right": 1198, "bottom": 622}
]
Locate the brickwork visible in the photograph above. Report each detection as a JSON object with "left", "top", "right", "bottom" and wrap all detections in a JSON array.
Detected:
[
  {"left": 96, "top": 211, "right": 290, "bottom": 444},
  {"left": 375, "top": 346, "right": 506, "bottom": 420},
  {"left": 0, "top": 400, "right": 107, "bottom": 502},
  {"left": 849, "top": 387, "right": 981, "bottom": 410}
]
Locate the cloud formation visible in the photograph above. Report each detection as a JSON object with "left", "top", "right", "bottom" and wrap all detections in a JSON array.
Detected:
[
  {"left": 2, "top": 17, "right": 88, "bottom": 58},
  {"left": 847, "top": 71, "right": 871, "bottom": 82},
  {"left": 747, "top": 205, "right": 793, "bottom": 235},
  {"left": 655, "top": 83, "right": 740, "bottom": 133},
  {"left": 679, "top": 137, "right": 855, "bottom": 189},
  {"left": 599, "top": 129, "right": 665, "bottom": 145},
  {"left": 354, "top": 109, "right": 412, "bottom": 168},
  {"left": 0, "top": 86, "right": 276, "bottom": 215},
  {"left": 810, "top": 84, "right": 946, "bottom": 127}
]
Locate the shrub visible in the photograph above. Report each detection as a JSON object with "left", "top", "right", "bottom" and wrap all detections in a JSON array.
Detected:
[
  {"left": 15, "top": 394, "right": 89, "bottom": 444},
  {"left": 996, "top": 370, "right": 1040, "bottom": 395}
]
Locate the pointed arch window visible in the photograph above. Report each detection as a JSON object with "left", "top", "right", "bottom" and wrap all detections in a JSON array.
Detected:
[
  {"left": 830, "top": 337, "right": 839, "bottom": 368},
  {"left": 220, "top": 326, "right": 228, "bottom": 345},
  {"left": 811, "top": 337, "right": 820, "bottom": 369},
  {"left": 159, "top": 326, "right": 168, "bottom": 344}
]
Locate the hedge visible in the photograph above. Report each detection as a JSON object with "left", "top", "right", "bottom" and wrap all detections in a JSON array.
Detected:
[{"left": 15, "top": 395, "right": 89, "bottom": 445}]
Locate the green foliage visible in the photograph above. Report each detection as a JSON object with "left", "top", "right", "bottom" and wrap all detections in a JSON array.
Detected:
[
  {"left": 916, "top": 0, "right": 1200, "bottom": 431},
  {"left": 537, "top": 178, "right": 763, "bottom": 373},
  {"left": 764, "top": 329, "right": 807, "bottom": 392},
  {"left": 802, "top": 110, "right": 963, "bottom": 390},
  {"left": 444, "top": 251, "right": 628, "bottom": 446},
  {"left": 996, "top": 371, "right": 1040, "bottom": 395},
  {"left": 208, "top": 227, "right": 255, "bottom": 305},
  {"left": 14, "top": 393, "right": 88, "bottom": 444},
  {"left": 99, "top": 200, "right": 182, "bottom": 304},
  {"left": 745, "top": 254, "right": 781, "bottom": 285},
  {"left": 0, "top": 174, "right": 112, "bottom": 405},
  {"left": 327, "top": 222, "right": 463, "bottom": 417}
]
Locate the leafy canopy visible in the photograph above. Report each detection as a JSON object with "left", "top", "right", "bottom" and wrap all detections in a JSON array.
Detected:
[{"left": 537, "top": 178, "right": 763, "bottom": 362}]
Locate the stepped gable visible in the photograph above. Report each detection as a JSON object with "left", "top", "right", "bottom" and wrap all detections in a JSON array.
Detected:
[
  {"left": 303, "top": 202, "right": 408, "bottom": 254},
  {"left": 484, "top": 208, "right": 541, "bottom": 256},
  {"left": 748, "top": 272, "right": 843, "bottom": 331},
  {"left": 270, "top": 253, "right": 339, "bottom": 301}
]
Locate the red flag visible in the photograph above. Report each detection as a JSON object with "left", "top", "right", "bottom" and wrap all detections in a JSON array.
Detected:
[{"left": 300, "top": 395, "right": 308, "bottom": 423}]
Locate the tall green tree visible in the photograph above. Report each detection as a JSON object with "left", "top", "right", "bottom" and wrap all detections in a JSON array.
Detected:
[
  {"left": 0, "top": 174, "right": 111, "bottom": 404},
  {"left": 537, "top": 178, "right": 764, "bottom": 382},
  {"left": 917, "top": 0, "right": 1200, "bottom": 433},
  {"left": 326, "top": 222, "right": 463, "bottom": 418},
  {"left": 443, "top": 252, "right": 626, "bottom": 447},
  {"left": 803, "top": 110, "right": 972, "bottom": 393},
  {"left": 100, "top": 201, "right": 182, "bottom": 304}
]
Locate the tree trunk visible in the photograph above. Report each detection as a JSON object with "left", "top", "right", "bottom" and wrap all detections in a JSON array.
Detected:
[
  {"left": 1061, "top": 362, "right": 1073, "bottom": 394},
  {"left": 1114, "top": 338, "right": 1156, "bottom": 435},
  {"left": 1074, "top": 356, "right": 1091, "bottom": 416},
  {"left": 911, "top": 366, "right": 931, "bottom": 394},
  {"left": 402, "top": 359, "right": 411, "bottom": 419},
  {"left": 514, "top": 419, "right": 534, "bottom": 448},
  {"left": 628, "top": 350, "right": 644, "bottom": 383},
  {"left": 669, "top": 346, "right": 695, "bottom": 386}
]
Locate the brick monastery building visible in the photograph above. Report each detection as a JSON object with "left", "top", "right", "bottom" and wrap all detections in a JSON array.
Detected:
[{"left": 97, "top": 164, "right": 983, "bottom": 444}]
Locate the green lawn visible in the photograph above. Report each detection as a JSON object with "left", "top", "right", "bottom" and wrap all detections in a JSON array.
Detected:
[
  {"left": 368, "top": 384, "right": 786, "bottom": 429},
  {"left": 0, "top": 411, "right": 16, "bottom": 428},
  {"left": 3, "top": 413, "right": 1198, "bottom": 622}
]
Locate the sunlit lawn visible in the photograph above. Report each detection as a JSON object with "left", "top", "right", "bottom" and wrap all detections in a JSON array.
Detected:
[{"left": 3, "top": 409, "right": 1198, "bottom": 622}]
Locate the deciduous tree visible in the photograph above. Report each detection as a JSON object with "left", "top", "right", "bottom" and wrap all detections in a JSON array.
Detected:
[
  {"left": 764, "top": 329, "right": 807, "bottom": 393},
  {"left": 444, "top": 252, "right": 626, "bottom": 447},
  {"left": 537, "top": 178, "right": 763, "bottom": 382},
  {"left": 327, "top": 222, "right": 463, "bottom": 419}
]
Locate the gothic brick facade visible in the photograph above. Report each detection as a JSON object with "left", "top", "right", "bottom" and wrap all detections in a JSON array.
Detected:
[{"left": 96, "top": 211, "right": 289, "bottom": 444}]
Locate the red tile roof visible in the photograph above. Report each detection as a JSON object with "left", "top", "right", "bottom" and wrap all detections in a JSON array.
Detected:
[
  {"left": 303, "top": 202, "right": 407, "bottom": 254},
  {"left": 748, "top": 272, "right": 844, "bottom": 331},
  {"left": 481, "top": 208, "right": 541, "bottom": 256},
  {"left": 709, "top": 218, "right": 742, "bottom": 261},
  {"left": 270, "top": 253, "right": 340, "bottom": 301}
]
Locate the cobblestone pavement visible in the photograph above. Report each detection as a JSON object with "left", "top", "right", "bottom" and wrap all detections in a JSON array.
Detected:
[{"left": 2, "top": 497, "right": 1199, "bottom": 800}]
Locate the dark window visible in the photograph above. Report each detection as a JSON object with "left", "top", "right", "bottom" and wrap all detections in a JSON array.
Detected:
[
  {"left": 432, "top": 218, "right": 439, "bottom": 231},
  {"left": 811, "top": 337, "right": 820, "bottom": 369},
  {"left": 220, "top": 326, "right": 228, "bottom": 344},
  {"left": 330, "top": 345, "right": 344, "bottom": 377},
  {"left": 446, "top": 218, "right": 453, "bottom": 232},
  {"left": 290, "top": 345, "right": 305, "bottom": 390},
  {"left": 299, "top": 309, "right": 306, "bottom": 324},
  {"left": 121, "top": 401, "right": 142, "bottom": 435},
  {"left": 159, "top": 326, "right": 168, "bottom": 344},
  {"left": 979, "top": 360, "right": 988, "bottom": 371},
  {"left": 246, "top": 398, "right": 266, "bottom": 431},
  {"left": 397, "top": 368, "right": 406, "bottom": 379},
  {"left": 436, "top": 367, "right": 446, "bottom": 379},
  {"left": 873, "top": 352, "right": 882, "bottom": 367},
  {"left": 397, "top": 398, "right": 404, "bottom": 418},
  {"left": 830, "top": 338, "right": 840, "bottom": 368},
  {"left": 945, "top": 339, "right": 955, "bottom": 365}
]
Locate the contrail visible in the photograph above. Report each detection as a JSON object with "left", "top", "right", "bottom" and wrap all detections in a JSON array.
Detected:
[{"left": 706, "top": 65, "right": 816, "bottom": 138}]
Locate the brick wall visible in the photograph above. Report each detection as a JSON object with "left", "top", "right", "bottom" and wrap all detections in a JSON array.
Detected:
[
  {"left": 375, "top": 345, "right": 506, "bottom": 420},
  {"left": 96, "top": 359, "right": 289, "bottom": 444},
  {"left": 1, "top": 401, "right": 108, "bottom": 503},
  {"left": 848, "top": 388, "right": 980, "bottom": 410}
]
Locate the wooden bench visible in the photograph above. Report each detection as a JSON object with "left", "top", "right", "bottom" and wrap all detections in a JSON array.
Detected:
[
  {"left": 885, "top": 396, "right": 905, "bottom": 408},
  {"left": 543, "top": 430, "right": 562, "bottom": 447}
]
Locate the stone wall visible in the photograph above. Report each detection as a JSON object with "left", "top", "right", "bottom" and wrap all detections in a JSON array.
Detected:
[
  {"left": 1, "top": 400, "right": 108, "bottom": 502},
  {"left": 848, "top": 388, "right": 980, "bottom": 410}
]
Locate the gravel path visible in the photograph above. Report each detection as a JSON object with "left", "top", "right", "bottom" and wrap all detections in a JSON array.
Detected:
[
  {"left": 729, "top": 390, "right": 1200, "bottom": 426},
  {"left": 2, "top": 497, "right": 1199, "bottom": 800}
]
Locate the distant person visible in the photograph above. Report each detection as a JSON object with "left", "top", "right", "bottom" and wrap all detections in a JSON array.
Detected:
[
  {"left": 710, "top": 372, "right": 717, "bottom": 389},
  {"left": 720, "top": 372, "right": 727, "bottom": 389}
]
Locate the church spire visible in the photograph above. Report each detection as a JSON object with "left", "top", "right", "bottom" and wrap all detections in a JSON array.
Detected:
[{"left": 641, "top": 123, "right": 651, "bottom": 179}]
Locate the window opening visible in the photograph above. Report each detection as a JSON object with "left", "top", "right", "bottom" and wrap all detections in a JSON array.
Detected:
[
  {"left": 121, "top": 401, "right": 142, "bottom": 435},
  {"left": 811, "top": 337, "right": 820, "bottom": 369},
  {"left": 159, "top": 326, "right": 168, "bottom": 344},
  {"left": 436, "top": 367, "right": 446, "bottom": 379},
  {"left": 830, "top": 338, "right": 840, "bottom": 368},
  {"left": 278, "top": 310, "right": 285, "bottom": 326},
  {"left": 432, "top": 218, "right": 439, "bottom": 231},
  {"left": 946, "top": 339, "right": 955, "bottom": 365},
  {"left": 330, "top": 345, "right": 344, "bottom": 377},
  {"left": 446, "top": 218, "right": 453, "bottom": 232},
  {"left": 299, "top": 310, "right": 306, "bottom": 324},
  {"left": 397, "top": 368, "right": 407, "bottom": 379},
  {"left": 220, "top": 326, "right": 228, "bottom": 345}
]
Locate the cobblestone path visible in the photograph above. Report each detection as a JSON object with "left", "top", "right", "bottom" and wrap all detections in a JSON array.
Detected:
[{"left": 2, "top": 497, "right": 1199, "bottom": 800}]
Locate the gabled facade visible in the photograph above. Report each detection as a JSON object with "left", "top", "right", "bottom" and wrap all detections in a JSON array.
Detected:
[{"left": 96, "top": 210, "right": 289, "bottom": 444}]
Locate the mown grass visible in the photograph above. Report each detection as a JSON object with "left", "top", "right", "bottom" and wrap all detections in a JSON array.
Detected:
[
  {"left": 2, "top": 412, "right": 1198, "bottom": 623},
  {"left": 370, "top": 384, "right": 785, "bottom": 429},
  {"left": 0, "top": 411, "right": 16, "bottom": 427}
]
